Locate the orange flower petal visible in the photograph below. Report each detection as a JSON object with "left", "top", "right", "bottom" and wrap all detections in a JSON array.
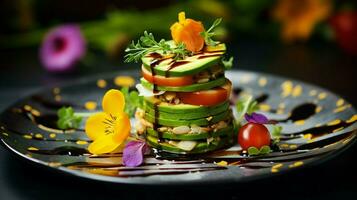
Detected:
[
  {"left": 84, "top": 112, "right": 108, "bottom": 141},
  {"left": 112, "top": 113, "right": 131, "bottom": 144},
  {"left": 102, "top": 89, "right": 125, "bottom": 114},
  {"left": 170, "top": 12, "right": 205, "bottom": 52},
  {"left": 88, "top": 134, "right": 120, "bottom": 155}
]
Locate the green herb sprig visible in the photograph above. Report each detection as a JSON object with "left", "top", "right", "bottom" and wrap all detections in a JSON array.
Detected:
[
  {"left": 57, "top": 107, "right": 83, "bottom": 130},
  {"left": 121, "top": 87, "right": 144, "bottom": 117},
  {"left": 200, "top": 18, "right": 222, "bottom": 46},
  {"left": 124, "top": 31, "right": 190, "bottom": 63}
]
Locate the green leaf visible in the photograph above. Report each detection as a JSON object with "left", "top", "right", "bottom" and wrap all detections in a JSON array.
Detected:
[
  {"left": 235, "top": 95, "right": 258, "bottom": 123},
  {"left": 222, "top": 56, "right": 234, "bottom": 70},
  {"left": 271, "top": 125, "right": 282, "bottom": 138},
  {"left": 259, "top": 145, "right": 271, "bottom": 154},
  {"left": 247, "top": 147, "right": 260, "bottom": 156},
  {"left": 121, "top": 87, "right": 144, "bottom": 117},
  {"left": 56, "top": 107, "right": 82, "bottom": 129}
]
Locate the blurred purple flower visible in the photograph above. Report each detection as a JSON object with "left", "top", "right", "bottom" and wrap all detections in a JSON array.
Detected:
[
  {"left": 123, "top": 140, "right": 149, "bottom": 167},
  {"left": 244, "top": 112, "right": 269, "bottom": 124},
  {"left": 40, "top": 24, "right": 86, "bottom": 73}
]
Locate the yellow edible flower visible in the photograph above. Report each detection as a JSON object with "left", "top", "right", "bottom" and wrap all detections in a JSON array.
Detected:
[
  {"left": 85, "top": 89, "right": 131, "bottom": 154},
  {"left": 273, "top": 0, "right": 332, "bottom": 43}
]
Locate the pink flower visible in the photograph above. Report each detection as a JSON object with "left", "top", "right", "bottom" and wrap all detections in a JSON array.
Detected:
[
  {"left": 123, "top": 140, "right": 150, "bottom": 167},
  {"left": 40, "top": 24, "right": 86, "bottom": 73}
]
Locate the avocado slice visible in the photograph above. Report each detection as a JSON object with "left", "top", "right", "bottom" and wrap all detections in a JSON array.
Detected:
[
  {"left": 146, "top": 135, "right": 234, "bottom": 154},
  {"left": 142, "top": 43, "right": 226, "bottom": 77},
  {"left": 144, "top": 109, "right": 233, "bottom": 126},
  {"left": 146, "top": 125, "right": 234, "bottom": 140},
  {"left": 141, "top": 77, "right": 227, "bottom": 92},
  {"left": 144, "top": 97, "right": 229, "bottom": 114},
  {"left": 144, "top": 101, "right": 230, "bottom": 120}
]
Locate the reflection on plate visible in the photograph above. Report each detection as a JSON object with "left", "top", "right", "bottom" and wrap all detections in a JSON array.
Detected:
[{"left": 0, "top": 70, "right": 356, "bottom": 184}]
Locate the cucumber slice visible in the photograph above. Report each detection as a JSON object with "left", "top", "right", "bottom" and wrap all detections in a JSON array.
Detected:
[
  {"left": 144, "top": 97, "right": 229, "bottom": 114},
  {"left": 144, "top": 109, "right": 232, "bottom": 126},
  {"left": 140, "top": 77, "right": 227, "bottom": 92},
  {"left": 141, "top": 43, "right": 226, "bottom": 77},
  {"left": 144, "top": 101, "right": 230, "bottom": 120}
]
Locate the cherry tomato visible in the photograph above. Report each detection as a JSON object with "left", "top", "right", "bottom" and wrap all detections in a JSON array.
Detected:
[
  {"left": 238, "top": 122, "right": 271, "bottom": 150},
  {"left": 142, "top": 65, "right": 194, "bottom": 86},
  {"left": 177, "top": 80, "right": 231, "bottom": 106},
  {"left": 330, "top": 11, "right": 357, "bottom": 56}
]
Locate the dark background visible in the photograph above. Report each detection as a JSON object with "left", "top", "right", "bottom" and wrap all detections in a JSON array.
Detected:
[{"left": 0, "top": 0, "right": 356, "bottom": 199}]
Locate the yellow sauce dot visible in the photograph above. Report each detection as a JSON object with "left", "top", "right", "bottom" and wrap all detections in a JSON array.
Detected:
[
  {"left": 23, "top": 135, "right": 32, "bottom": 139},
  {"left": 315, "top": 123, "right": 322, "bottom": 127},
  {"left": 292, "top": 85, "right": 302, "bottom": 97},
  {"left": 84, "top": 101, "right": 97, "bottom": 111},
  {"left": 276, "top": 109, "right": 285, "bottom": 114},
  {"left": 271, "top": 168, "right": 279, "bottom": 173},
  {"left": 346, "top": 114, "right": 357, "bottom": 123},
  {"left": 294, "top": 120, "right": 305, "bottom": 125},
  {"left": 307, "top": 139, "right": 316, "bottom": 143},
  {"left": 289, "top": 161, "right": 304, "bottom": 168},
  {"left": 55, "top": 95, "right": 62, "bottom": 102},
  {"left": 114, "top": 76, "right": 135, "bottom": 87},
  {"left": 258, "top": 77, "right": 267, "bottom": 87},
  {"left": 336, "top": 99, "right": 344, "bottom": 107},
  {"left": 318, "top": 92, "right": 327, "bottom": 100},
  {"left": 289, "top": 144, "right": 298, "bottom": 149},
  {"left": 278, "top": 103, "right": 285, "bottom": 109},
  {"left": 280, "top": 144, "right": 289, "bottom": 148},
  {"left": 303, "top": 134, "right": 313, "bottom": 140},
  {"left": 35, "top": 133, "right": 43, "bottom": 139},
  {"left": 31, "top": 109, "right": 41, "bottom": 117},
  {"left": 315, "top": 106, "right": 322, "bottom": 113},
  {"left": 216, "top": 160, "right": 228, "bottom": 166},
  {"left": 309, "top": 90, "right": 317, "bottom": 96},
  {"left": 259, "top": 104, "right": 271, "bottom": 112},
  {"left": 272, "top": 163, "right": 283, "bottom": 169},
  {"left": 48, "top": 162, "right": 62, "bottom": 167},
  {"left": 281, "top": 81, "right": 293, "bottom": 97},
  {"left": 333, "top": 105, "right": 351, "bottom": 113},
  {"left": 49, "top": 133, "right": 56, "bottom": 138},
  {"left": 333, "top": 127, "right": 344, "bottom": 133},
  {"left": 2, "top": 132, "right": 9, "bottom": 137},
  {"left": 53, "top": 87, "right": 61, "bottom": 94},
  {"left": 27, "top": 147, "right": 39, "bottom": 151},
  {"left": 97, "top": 79, "right": 107, "bottom": 88},
  {"left": 24, "top": 105, "right": 32, "bottom": 111},
  {"left": 76, "top": 140, "right": 88, "bottom": 145},
  {"left": 327, "top": 119, "right": 341, "bottom": 126}
]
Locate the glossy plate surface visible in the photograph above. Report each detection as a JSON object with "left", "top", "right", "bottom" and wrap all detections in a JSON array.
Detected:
[{"left": 0, "top": 70, "right": 356, "bottom": 185}]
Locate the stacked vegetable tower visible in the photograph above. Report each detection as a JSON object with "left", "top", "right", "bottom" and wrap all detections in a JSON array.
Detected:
[{"left": 134, "top": 41, "right": 234, "bottom": 154}]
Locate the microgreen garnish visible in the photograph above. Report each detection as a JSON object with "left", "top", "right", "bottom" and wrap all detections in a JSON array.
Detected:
[
  {"left": 271, "top": 125, "right": 282, "bottom": 138},
  {"left": 200, "top": 18, "right": 222, "bottom": 46},
  {"left": 124, "top": 31, "right": 191, "bottom": 63},
  {"left": 57, "top": 107, "right": 82, "bottom": 129},
  {"left": 121, "top": 87, "right": 144, "bottom": 117},
  {"left": 236, "top": 95, "right": 258, "bottom": 123},
  {"left": 247, "top": 145, "right": 271, "bottom": 156},
  {"left": 222, "top": 56, "right": 234, "bottom": 70}
]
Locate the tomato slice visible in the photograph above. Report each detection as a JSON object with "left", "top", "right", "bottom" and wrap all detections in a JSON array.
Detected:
[
  {"left": 142, "top": 66, "right": 194, "bottom": 86},
  {"left": 178, "top": 80, "right": 232, "bottom": 106}
]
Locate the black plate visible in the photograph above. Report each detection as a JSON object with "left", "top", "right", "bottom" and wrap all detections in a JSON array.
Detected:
[{"left": 0, "top": 70, "right": 356, "bottom": 185}]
